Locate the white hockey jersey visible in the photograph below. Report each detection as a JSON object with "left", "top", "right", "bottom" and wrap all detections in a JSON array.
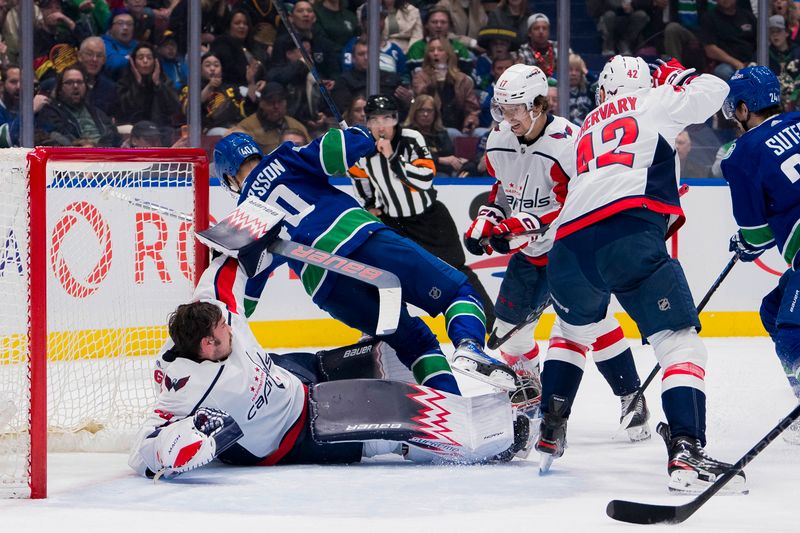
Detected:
[
  {"left": 128, "top": 256, "right": 307, "bottom": 476},
  {"left": 484, "top": 115, "right": 573, "bottom": 261},
  {"left": 556, "top": 74, "right": 729, "bottom": 240}
]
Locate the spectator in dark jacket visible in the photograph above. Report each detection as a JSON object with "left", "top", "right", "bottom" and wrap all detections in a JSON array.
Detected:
[
  {"left": 77, "top": 36, "right": 117, "bottom": 116},
  {"left": 209, "top": 7, "right": 269, "bottom": 90},
  {"left": 699, "top": 0, "right": 757, "bottom": 80},
  {"left": 114, "top": 42, "right": 182, "bottom": 127},
  {"left": 34, "top": 0, "right": 87, "bottom": 59},
  {"left": 36, "top": 64, "right": 120, "bottom": 147}
]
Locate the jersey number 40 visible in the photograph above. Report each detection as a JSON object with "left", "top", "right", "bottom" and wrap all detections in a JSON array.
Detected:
[{"left": 576, "top": 117, "right": 639, "bottom": 175}]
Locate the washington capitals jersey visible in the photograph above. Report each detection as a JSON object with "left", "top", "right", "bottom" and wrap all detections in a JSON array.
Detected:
[
  {"left": 484, "top": 115, "right": 572, "bottom": 260},
  {"left": 129, "top": 256, "right": 307, "bottom": 476},
  {"left": 239, "top": 128, "right": 386, "bottom": 307},
  {"left": 556, "top": 74, "right": 729, "bottom": 240},
  {"left": 722, "top": 111, "right": 800, "bottom": 268}
]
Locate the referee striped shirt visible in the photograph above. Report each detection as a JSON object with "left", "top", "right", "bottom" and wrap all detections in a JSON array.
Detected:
[{"left": 348, "top": 128, "right": 437, "bottom": 218}]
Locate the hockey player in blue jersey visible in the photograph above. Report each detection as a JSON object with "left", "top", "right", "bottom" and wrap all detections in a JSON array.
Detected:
[
  {"left": 211, "top": 128, "right": 517, "bottom": 396},
  {"left": 722, "top": 65, "right": 800, "bottom": 444}
]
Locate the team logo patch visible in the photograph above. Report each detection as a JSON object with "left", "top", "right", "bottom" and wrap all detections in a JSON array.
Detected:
[
  {"left": 164, "top": 375, "right": 190, "bottom": 392},
  {"left": 429, "top": 287, "right": 442, "bottom": 299},
  {"left": 658, "top": 298, "right": 671, "bottom": 311}
]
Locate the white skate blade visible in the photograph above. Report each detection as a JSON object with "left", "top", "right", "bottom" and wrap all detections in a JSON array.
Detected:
[
  {"left": 668, "top": 469, "right": 749, "bottom": 495},
  {"left": 451, "top": 359, "right": 517, "bottom": 391},
  {"left": 612, "top": 412, "right": 636, "bottom": 441},
  {"left": 538, "top": 452, "right": 555, "bottom": 474}
]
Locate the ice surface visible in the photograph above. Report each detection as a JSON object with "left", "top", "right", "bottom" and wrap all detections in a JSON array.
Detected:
[{"left": 2, "top": 338, "right": 797, "bottom": 533}]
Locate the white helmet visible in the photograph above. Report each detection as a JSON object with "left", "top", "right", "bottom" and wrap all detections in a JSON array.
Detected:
[
  {"left": 597, "top": 55, "right": 651, "bottom": 102},
  {"left": 491, "top": 64, "right": 548, "bottom": 122}
]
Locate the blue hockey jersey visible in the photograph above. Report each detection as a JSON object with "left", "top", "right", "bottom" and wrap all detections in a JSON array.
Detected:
[
  {"left": 722, "top": 112, "right": 800, "bottom": 268},
  {"left": 238, "top": 127, "right": 386, "bottom": 310}
]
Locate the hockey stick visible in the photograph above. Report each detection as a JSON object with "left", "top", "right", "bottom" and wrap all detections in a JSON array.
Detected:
[
  {"left": 478, "top": 223, "right": 551, "bottom": 249},
  {"left": 607, "top": 402, "right": 800, "bottom": 524},
  {"left": 102, "top": 188, "right": 402, "bottom": 335},
  {"left": 487, "top": 297, "right": 552, "bottom": 350},
  {"left": 271, "top": 0, "right": 347, "bottom": 128},
  {"left": 615, "top": 253, "right": 739, "bottom": 436}
]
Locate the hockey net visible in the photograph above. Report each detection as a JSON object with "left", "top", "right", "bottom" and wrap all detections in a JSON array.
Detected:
[{"left": 0, "top": 147, "right": 209, "bottom": 498}]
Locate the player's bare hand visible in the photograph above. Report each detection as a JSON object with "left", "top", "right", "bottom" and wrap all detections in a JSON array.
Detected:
[{"left": 368, "top": 207, "right": 383, "bottom": 217}]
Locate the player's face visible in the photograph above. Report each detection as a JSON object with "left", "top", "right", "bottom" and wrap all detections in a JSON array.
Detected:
[
  {"left": 498, "top": 103, "right": 532, "bottom": 134},
  {"left": 203, "top": 317, "right": 233, "bottom": 362}
]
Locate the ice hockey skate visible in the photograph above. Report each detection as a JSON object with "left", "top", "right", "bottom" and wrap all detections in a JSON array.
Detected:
[
  {"left": 506, "top": 354, "right": 542, "bottom": 420},
  {"left": 657, "top": 423, "right": 747, "bottom": 494},
  {"left": 618, "top": 392, "right": 651, "bottom": 442},
  {"left": 451, "top": 340, "right": 518, "bottom": 391},
  {"left": 536, "top": 395, "right": 568, "bottom": 474}
]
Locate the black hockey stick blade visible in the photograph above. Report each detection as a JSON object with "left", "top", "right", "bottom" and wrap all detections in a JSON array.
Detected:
[
  {"left": 606, "top": 499, "right": 684, "bottom": 525},
  {"left": 269, "top": 240, "right": 401, "bottom": 335},
  {"left": 487, "top": 298, "right": 552, "bottom": 350},
  {"left": 607, "top": 402, "right": 800, "bottom": 525}
]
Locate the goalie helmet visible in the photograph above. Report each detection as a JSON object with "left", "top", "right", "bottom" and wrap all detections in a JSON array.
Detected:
[
  {"left": 213, "top": 132, "right": 263, "bottom": 196},
  {"left": 722, "top": 66, "right": 781, "bottom": 120},
  {"left": 491, "top": 64, "right": 548, "bottom": 122},
  {"left": 597, "top": 55, "right": 651, "bottom": 102}
]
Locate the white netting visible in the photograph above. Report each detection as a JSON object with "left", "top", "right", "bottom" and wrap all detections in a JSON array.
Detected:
[
  {"left": 0, "top": 149, "right": 32, "bottom": 497},
  {"left": 0, "top": 148, "right": 203, "bottom": 497}
]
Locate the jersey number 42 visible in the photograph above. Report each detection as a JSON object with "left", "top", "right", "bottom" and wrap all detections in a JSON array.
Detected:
[{"left": 576, "top": 117, "right": 639, "bottom": 175}]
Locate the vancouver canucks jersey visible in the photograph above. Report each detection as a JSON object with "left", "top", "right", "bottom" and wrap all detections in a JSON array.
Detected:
[
  {"left": 722, "top": 111, "right": 800, "bottom": 268},
  {"left": 239, "top": 127, "right": 386, "bottom": 307}
]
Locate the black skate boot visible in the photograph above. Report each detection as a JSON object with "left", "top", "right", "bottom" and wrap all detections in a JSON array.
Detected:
[
  {"left": 536, "top": 395, "right": 568, "bottom": 474},
  {"left": 619, "top": 392, "right": 651, "bottom": 442},
  {"left": 491, "top": 414, "right": 537, "bottom": 462},
  {"left": 657, "top": 422, "right": 747, "bottom": 494},
  {"left": 451, "top": 339, "right": 518, "bottom": 391}
]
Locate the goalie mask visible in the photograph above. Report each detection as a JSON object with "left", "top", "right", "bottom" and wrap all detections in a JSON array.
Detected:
[
  {"left": 596, "top": 55, "right": 651, "bottom": 105},
  {"left": 491, "top": 64, "right": 548, "bottom": 134},
  {"left": 213, "top": 132, "right": 263, "bottom": 197}
]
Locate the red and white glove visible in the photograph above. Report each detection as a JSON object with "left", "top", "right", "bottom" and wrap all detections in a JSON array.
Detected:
[
  {"left": 648, "top": 58, "right": 697, "bottom": 88},
  {"left": 154, "top": 416, "right": 218, "bottom": 479},
  {"left": 489, "top": 212, "right": 542, "bottom": 254},
  {"left": 464, "top": 205, "right": 504, "bottom": 256}
]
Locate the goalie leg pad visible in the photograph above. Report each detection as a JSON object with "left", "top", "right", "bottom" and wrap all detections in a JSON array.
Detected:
[
  {"left": 310, "top": 379, "right": 514, "bottom": 462},
  {"left": 316, "top": 339, "right": 384, "bottom": 381}
]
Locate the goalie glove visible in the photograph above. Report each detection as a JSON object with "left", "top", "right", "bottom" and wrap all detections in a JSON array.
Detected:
[
  {"left": 729, "top": 230, "right": 766, "bottom": 262},
  {"left": 154, "top": 407, "right": 242, "bottom": 479},
  {"left": 648, "top": 58, "right": 697, "bottom": 88},
  {"left": 464, "top": 205, "right": 504, "bottom": 256},
  {"left": 489, "top": 213, "right": 543, "bottom": 255}
]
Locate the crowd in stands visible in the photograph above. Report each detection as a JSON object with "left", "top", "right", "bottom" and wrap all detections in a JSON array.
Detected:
[{"left": 0, "top": 0, "right": 793, "bottom": 176}]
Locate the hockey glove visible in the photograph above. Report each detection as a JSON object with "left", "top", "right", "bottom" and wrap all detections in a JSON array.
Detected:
[
  {"left": 489, "top": 213, "right": 543, "bottom": 255},
  {"left": 729, "top": 230, "right": 766, "bottom": 262},
  {"left": 154, "top": 407, "right": 243, "bottom": 479},
  {"left": 464, "top": 205, "right": 504, "bottom": 256},
  {"left": 648, "top": 58, "right": 697, "bottom": 88}
]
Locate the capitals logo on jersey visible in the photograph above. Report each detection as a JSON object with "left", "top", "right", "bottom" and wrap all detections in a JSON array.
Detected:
[{"left": 549, "top": 124, "right": 573, "bottom": 140}]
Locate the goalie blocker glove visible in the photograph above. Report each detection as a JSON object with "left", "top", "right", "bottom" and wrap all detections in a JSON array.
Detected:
[
  {"left": 464, "top": 205, "right": 504, "bottom": 256},
  {"left": 153, "top": 407, "right": 243, "bottom": 479},
  {"left": 648, "top": 58, "right": 697, "bottom": 88},
  {"left": 729, "top": 230, "right": 766, "bottom": 262},
  {"left": 489, "top": 212, "right": 542, "bottom": 254}
]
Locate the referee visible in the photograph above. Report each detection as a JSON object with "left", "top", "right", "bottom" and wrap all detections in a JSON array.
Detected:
[{"left": 348, "top": 94, "right": 495, "bottom": 328}]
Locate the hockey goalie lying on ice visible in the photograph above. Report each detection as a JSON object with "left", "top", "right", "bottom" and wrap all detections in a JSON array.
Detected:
[{"left": 128, "top": 252, "right": 533, "bottom": 479}]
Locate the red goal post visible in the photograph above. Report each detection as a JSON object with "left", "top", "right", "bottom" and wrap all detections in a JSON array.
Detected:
[{"left": 0, "top": 147, "right": 209, "bottom": 499}]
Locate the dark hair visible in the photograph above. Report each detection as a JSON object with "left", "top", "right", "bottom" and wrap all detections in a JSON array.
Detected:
[
  {"left": 226, "top": 7, "right": 252, "bottom": 34},
  {"left": 425, "top": 6, "right": 452, "bottom": 25},
  {"left": 131, "top": 42, "right": 157, "bottom": 61},
  {"left": 55, "top": 63, "right": 88, "bottom": 99},
  {"left": 167, "top": 301, "right": 223, "bottom": 360},
  {"left": 534, "top": 94, "right": 549, "bottom": 113},
  {"left": 752, "top": 104, "right": 783, "bottom": 118},
  {"left": 1, "top": 64, "right": 20, "bottom": 82}
]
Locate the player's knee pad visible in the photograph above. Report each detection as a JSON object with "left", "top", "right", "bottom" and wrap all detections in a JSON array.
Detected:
[
  {"left": 615, "top": 258, "right": 700, "bottom": 338},
  {"left": 551, "top": 318, "right": 605, "bottom": 350},
  {"left": 494, "top": 318, "right": 537, "bottom": 357},
  {"left": 648, "top": 327, "right": 707, "bottom": 393},
  {"left": 590, "top": 316, "right": 628, "bottom": 363}
]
